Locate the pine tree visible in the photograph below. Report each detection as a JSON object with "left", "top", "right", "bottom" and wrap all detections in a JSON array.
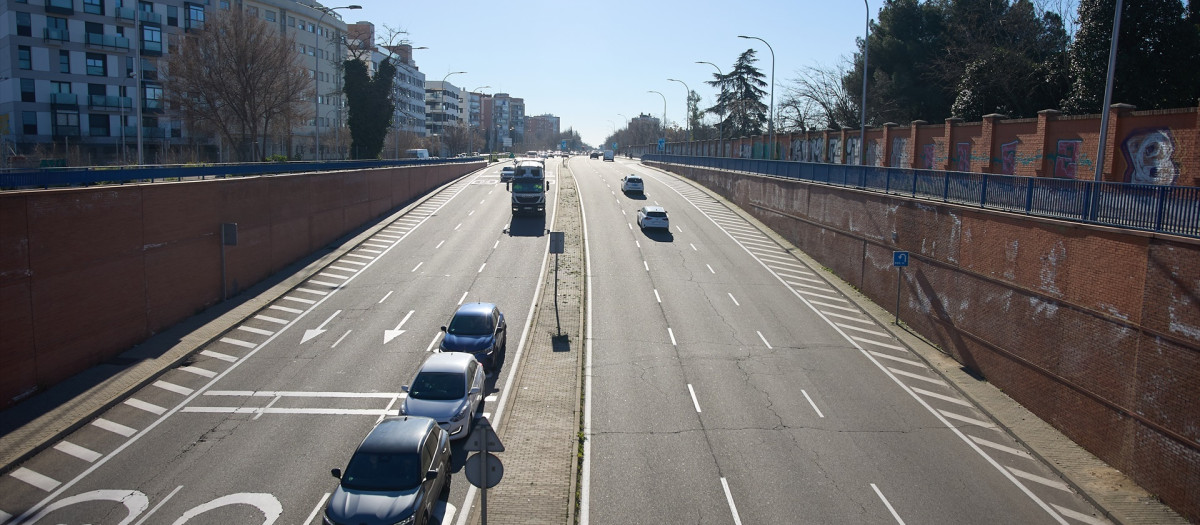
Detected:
[{"left": 706, "top": 50, "right": 769, "bottom": 138}]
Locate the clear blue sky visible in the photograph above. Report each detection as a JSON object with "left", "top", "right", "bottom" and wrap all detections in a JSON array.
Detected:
[{"left": 342, "top": 1, "right": 877, "bottom": 148}]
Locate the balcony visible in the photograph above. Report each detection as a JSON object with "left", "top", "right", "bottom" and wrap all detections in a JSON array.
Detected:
[
  {"left": 185, "top": 18, "right": 205, "bottom": 31},
  {"left": 143, "top": 99, "right": 164, "bottom": 112},
  {"left": 115, "top": 6, "right": 135, "bottom": 23},
  {"left": 89, "top": 95, "right": 133, "bottom": 111},
  {"left": 138, "top": 10, "right": 162, "bottom": 25},
  {"left": 141, "top": 41, "right": 163, "bottom": 55},
  {"left": 52, "top": 126, "right": 81, "bottom": 138},
  {"left": 85, "top": 33, "right": 131, "bottom": 50},
  {"left": 50, "top": 93, "right": 79, "bottom": 106},
  {"left": 43, "top": 28, "right": 70, "bottom": 43},
  {"left": 142, "top": 127, "right": 166, "bottom": 139},
  {"left": 45, "top": 0, "right": 74, "bottom": 15}
]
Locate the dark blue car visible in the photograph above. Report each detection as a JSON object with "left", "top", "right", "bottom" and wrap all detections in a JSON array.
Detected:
[{"left": 439, "top": 302, "right": 506, "bottom": 370}]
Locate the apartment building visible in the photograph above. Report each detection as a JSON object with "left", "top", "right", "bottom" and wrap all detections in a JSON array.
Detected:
[
  {"left": 0, "top": 0, "right": 353, "bottom": 166},
  {"left": 424, "top": 80, "right": 461, "bottom": 137}
]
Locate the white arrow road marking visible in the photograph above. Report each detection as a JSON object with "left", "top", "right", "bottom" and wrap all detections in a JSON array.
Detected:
[
  {"left": 385, "top": 310, "right": 415, "bottom": 344},
  {"left": 302, "top": 310, "right": 341, "bottom": 343}
]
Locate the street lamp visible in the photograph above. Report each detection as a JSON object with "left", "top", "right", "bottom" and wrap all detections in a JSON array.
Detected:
[
  {"left": 470, "top": 85, "right": 489, "bottom": 155},
  {"left": 438, "top": 71, "right": 465, "bottom": 155},
  {"left": 697, "top": 61, "right": 725, "bottom": 157},
  {"left": 667, "top": 78, "right": 691, "bottom": 142},
  {"left": 860, "top": 1, "right": 870, "bottom": 166},
  {"left": 314, "top": 4, "right": 360, "bottom": 161},
  {"left": 1094, "top": 0, "right": 1123, "bottom": 181},
  {"left": 738, "top": 35, "right": 774, "bottom": 160},
  {"left": 648, "top": 90, "right": 666, "bottom": 153}
]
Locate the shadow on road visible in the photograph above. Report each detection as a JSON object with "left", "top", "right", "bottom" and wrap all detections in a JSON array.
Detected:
[
  {"left": 641, "top": 229, "right": 674, "bottom": 242},
  {"left": 507, "top": 216, "right": 546, "bottom": 237}
]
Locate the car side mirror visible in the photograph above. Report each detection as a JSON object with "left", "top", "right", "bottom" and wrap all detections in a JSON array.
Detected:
[
  {"left": 331, "top": 468, "right": 342, "bottom": 479},
  {"left": 425, "top": 469, "right": 439, "bottom": 481},
  {"left": 401, "top": 385, "right": 410, "bottom": 393},
  {"left": 469, "top": 386, "right": 481, "bottom": 395},
  {"left": 440, "top": 326, "right": 447, "bottom": 332}
]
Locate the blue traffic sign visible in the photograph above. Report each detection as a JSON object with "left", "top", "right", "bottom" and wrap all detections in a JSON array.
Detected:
[{"left": 893, "top": 251, "right": 909, "bottom": 267}]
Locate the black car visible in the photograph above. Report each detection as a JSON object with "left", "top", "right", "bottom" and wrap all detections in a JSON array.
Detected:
[
  {"left": 326, "top": 416, "right": 451, "bottom": 525},
  {"left": 589, "top": 151, "right": 600, "bottom": 159},
  {"left": 440, "top": 302, "right": 507, "bottom": 370}
]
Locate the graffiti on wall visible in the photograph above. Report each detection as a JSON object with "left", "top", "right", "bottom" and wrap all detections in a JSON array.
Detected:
[
  {"left": 922, "top": 144, "right": 937, "bottom": 169},
  {"left": 890, "top": 138, "right": 909, "bottom": 167},
  {"left": 846, "top": 137, "right": 861, "bottom": 165},
  {"left": 1000, "top": 140, "right": 1020, "bottom": 175},
  {"left": 829, "top": 138, "right": 842, "bottom": 164},
  {"left": 738, "top": 143, "right": 750, "bottom": 159},
  {"left": 955, "top": 143, "right": 972, "bottom": 172},
  {"left": 866, "top": 140, "right": 881, "bottom": 166},
  {"left": 1122, "top": 128, "right": 1180, "bottom": 185},
  {"left": 1054, "top": 139, "right": 1082, "bottom": 179},
  {"left": 809, "top": 137, "right": 825, "bottom": 162}
]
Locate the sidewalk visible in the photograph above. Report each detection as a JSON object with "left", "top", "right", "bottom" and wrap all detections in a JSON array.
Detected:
[{"left": 472, "top": 158, "right": 585, "bottom": 524}]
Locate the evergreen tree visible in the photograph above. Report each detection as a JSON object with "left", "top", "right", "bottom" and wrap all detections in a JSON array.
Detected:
[
  {"left": 706, "top": 50, "right": 769, "bottom": 138},
  {"left": 343, "top": 58, "right": 396, "bottom": 159},
  {"left": 1063, "top": 0, "right": 1200, "bottom": 113}
]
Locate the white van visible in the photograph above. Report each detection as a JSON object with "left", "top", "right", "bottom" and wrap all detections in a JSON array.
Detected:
[{"left": 404, "top": 149, "right": 430, "bottom": 159}]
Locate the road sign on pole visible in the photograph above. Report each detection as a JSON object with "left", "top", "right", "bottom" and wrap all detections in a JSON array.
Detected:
[
  {"left": 893, "top": 251, "right": 909, "bottom": 267},
  {"left": 892, "top": 251, "right": 909, "bottom": 324}
]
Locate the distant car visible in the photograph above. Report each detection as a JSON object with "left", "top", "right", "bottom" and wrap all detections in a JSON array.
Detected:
[
  {"left": 589, "top": 151, "right": 600, "bottom": 159},
  {"left": 621, "top": 175, "right": 644, "bottom": 194},
  {"left": 326, "top": 416, "right": 450, "bottom": 525},
  {"left": 637, "top": 205, "right": 669, "bottom": 230},
  {"left": 439, "top": 302, "right": 507, "bottom": 370},
  {"left": 500, "top": 165, "right": 515, "bottom": 182},
  {"left": 401, "top": 352, "right": 485, "bottom": 440}
]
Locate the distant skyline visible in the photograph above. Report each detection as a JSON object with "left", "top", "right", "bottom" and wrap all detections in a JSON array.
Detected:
[{"left": 342, "top": 0, "right": 1080, "bottom": 148}]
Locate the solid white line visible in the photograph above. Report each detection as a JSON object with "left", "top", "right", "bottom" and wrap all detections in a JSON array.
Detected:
[
  {"left": 294, "top": 288, "right": 329, "bottom": 296},
  {"left": 458, "top": 291, "right": 469, "bottom": 305},
  {"left": 939, "top": 409, "right": 998, "bottom": 430},
  {"left": 644, "top": 260, "right": 649, "bottom": 271},
  {"left": 318, "top": 272, "right": 349, "bottom": 280},
  {"left": 668, "top": 328, "right": 676, "bottom": 346},
  {"left": 728, "top": 293, "right": 740, "bottom": 306},
  {"left": 269, "top": 305, "right": 303, "bottom": 314},
  {"left": 255, "top": 315, "right": 289, "bottom": 325},
  {"left": 11, "top": 468, "right": 60, "bottom": 492},
  {"left": 912, "top": 387, "right": 973, "bottom": 407},
  {"left": 852, "top": 336, "right": 907, "bottom": 351},
  {"left": 801, "top": 389, "right": 825, "bottom": 418},
  {"left": 53, "top": 441, "right": 102, "bottom": 463},
  {"left": 869, "top": 350, "right": 925, "bottom": 368},
  {"left": 331, "top": 330, "right": 352, "bottom": 348},
  {"left": 969, "top": 435, "right": 1033, "bottom": 459},
  {"left": 654, "top": 289, "right": 661, "bottom": 303},
  {"left": 720, "top": 478, "right": 743, "bottom": 525},
  {"left": 181, "top": 407, "right": 394, "bottom": 416},
  {"left": 888, "top": 367, "right": 947, "bottom": 386},
  {"left": 871, "top": 483, "right": 906, "bottom": 524},
  {"left": 219, "top": 337, "right": 256, "bottom": 349},
  {"left": 836, "top": 323, "right": 891, "bottom": 338},
  {"left": 757, "top": 331, "right": 772, "bottom": 349},
  {"left": 201, "top": 349, "right": 237, "bottom": 362},
  {"left": 204, "top": 390, "right": 403, "bottom": 398},
  {"left": 180, "top": 365, "right": 216, "bottom": 378},
  {"left": 378, "top": 291, "right": 393, "bottom": 304},
  {"left": 0, "top": 510, "right": 11, "bottom": 523},
  {"left": 706, "top": 264, "right": 715, "bottom": 274},
  {"left": 426, "top": 332, "right": 442, "bottom": 352},
  {"left": 412, "top": 262, "right": 423, "bottom": 272},
  {"left": 436, "top": 240, "right": 445, "bottom": 249},
  {"left": 92, "top": 418, "right": 136, "bottom": 437},
  {"left": 478, "top": 263, "right": 486, "bottom": 273},
  {"left": 687, "top": 384, "right": 702, "bottom": 412},
  {"left": 238, "top": 326, "right": 275, "bottom": 336},
  {"left": 304, "top": 493, "right": 332, "bottom": 525},
  {"left": 153, "top": 380, "right": 194, "bottom": 396},
  {"left": 124, "top": 398, "right": 167, "bottom": 415},
  {"left": 132, "top": 485, "right": 183, "bottom": 525},
  {"left": 1050, "top": 504, "right": 1109, "bottom": 525},
  {"left": 1008, "top": 467, "right": 1072, "bottom": 492},
  {"left": 329, "top": 265, "right": 360, "bottom": 273}
]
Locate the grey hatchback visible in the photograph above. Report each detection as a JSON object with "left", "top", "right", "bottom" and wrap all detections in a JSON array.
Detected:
[{"left": 325, "top": 416, "right": 451, "bottom": 525}]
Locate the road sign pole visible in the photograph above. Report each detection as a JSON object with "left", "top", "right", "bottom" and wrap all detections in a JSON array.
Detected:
[
  {"left": 895, "top": 266, "right": 902, "bottom": 326},
  {"left": 480, "top": 430, "right": 487, "bottom": 525}
]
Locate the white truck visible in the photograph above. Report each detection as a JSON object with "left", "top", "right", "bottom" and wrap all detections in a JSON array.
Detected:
[
  {"left": 602, "top": 150, "right": 615, "bottom": 161},
  {"left": 510, "top": 160, "right": 546, "bottom": 216}
]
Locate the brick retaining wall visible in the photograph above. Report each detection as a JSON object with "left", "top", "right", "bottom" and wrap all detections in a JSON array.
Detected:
[{"left": 649, "top": 161, "right": 1200, "bottom": 522}]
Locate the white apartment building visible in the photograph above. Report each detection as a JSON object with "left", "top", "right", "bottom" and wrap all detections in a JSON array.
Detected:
[{"left": 424, "top": 79, "right": 461, "bottom": 137}]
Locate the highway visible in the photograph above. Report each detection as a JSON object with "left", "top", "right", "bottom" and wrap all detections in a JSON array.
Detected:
[{"left": 0, "top": 157, "right": 1110, "bottom": 524}]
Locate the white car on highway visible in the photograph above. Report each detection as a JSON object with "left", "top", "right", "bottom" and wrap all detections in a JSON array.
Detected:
[
  {"left": 400, "top": 352, "right": 485, "bottom": 440},
  {"left": 621, "top": 175, "right": 644, "bottom": 195},
  {"left": 636, "top": 205, "right": 669, "bottom": 230}
]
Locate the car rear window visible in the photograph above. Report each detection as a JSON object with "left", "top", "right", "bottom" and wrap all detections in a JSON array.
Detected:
[{"left": 647, "top": 211, "right": 667, "bottom": 218}]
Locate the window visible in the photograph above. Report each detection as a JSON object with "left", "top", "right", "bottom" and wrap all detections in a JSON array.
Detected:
[
  {"left": 167, "top": 5, "right": 177, "bottom": 26},
  {"left": 142, "top": 25, "right": 162, "bottom": 53},
  {"left": 21, "top": 79, "right": 35, "bottom": 103},
  {"left": 55, "top": 110, "right": 80, "bottom": 136},
  {"left": 83, "top": 0, "right": 103, "bottom": 14},
  {"left": 264, "top": 10, "right": 275, "bottom": 22},
  {"left": 245, "top": 6, "right": 257, "bottom": 17},
  {"left": 89, "top": 114, "right": 110, "bottom": 136},
  {"left": 47, "top": 16, "right": 68, "bottom": 30},
  {"left": 88, "top": 83, "right": 105, "bottom": 96},
  {"left": 144, "top": 85, "right": 163, "bottom": 110},
  {"left": 23, "top": 112, "right": 38, "bottom": 135},
  {"left": 18, "top": 46, "right": 32, "bottom": 70},
  {"left": 219, "top": 0, "right": 229, "bottom": 9},
  {"left": 86, "top": 53, "right": 106, "bottom": 76},
  {"left": 186, "top": 3, "right": 204, "bottom": 29},
  {"left": 59, "top": 50, "right": 71, "bottom": 73},
  {"left": 51, "top": 81, "right": 71, "bottom": 94},
  {"left": 288, "top": 16, "right": 295, "bottom": 27},
  {"left": 17, "top": 12, "right": 31, "bottom": 37}
]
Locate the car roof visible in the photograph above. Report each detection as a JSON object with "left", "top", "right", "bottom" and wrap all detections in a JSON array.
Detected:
[
  {"left": 625, "top": 174, "right": 641, "bottom": 179},
  {"left": 642, "top": 205, "right": 666, "bottom": 213},
  {"left": 454, "top": 302, "right": 496, "bottom": 317},
  {"left": 419, "top": 352, "right": 476, "bottom": 374},
  {"left": 357, "top": 416, "right": 435, "bottom": 453}
]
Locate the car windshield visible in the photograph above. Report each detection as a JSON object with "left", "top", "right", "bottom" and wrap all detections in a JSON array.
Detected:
[
  {"left": 512, "top": 181, "right": 544, "bottom": 193},
  {"left": 341, "top": 452, "right": 421, "bottom": 491},
  {"left": 447, "top": 312, "right": 492, "bottom": 335},
  {"left": 409, "top": 371, "right": 466, "bottom": 400}
]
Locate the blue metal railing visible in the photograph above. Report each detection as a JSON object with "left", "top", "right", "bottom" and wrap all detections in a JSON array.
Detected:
[
  {"left": 644, "top": 154, "right": 1200, "bottom": 239},
  {"left": 0, "top": 157, "right": 485, "bottom": 191}
]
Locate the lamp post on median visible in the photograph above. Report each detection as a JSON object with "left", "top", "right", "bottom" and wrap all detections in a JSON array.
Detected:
[
  {"left": 696, "top": 61, "right": 725, "bottom": 157},
  {"left": 667, "top": 78, "right": 691, "bottom": 143},
  {"left": 738, "top": 35, "right": 774, "bottom": 160},
  {"left": 648, "top": 90, "right": 666, "bottom": 154},
  {"left": 314, "top": 4, "right": 360, "bottom": 161}
]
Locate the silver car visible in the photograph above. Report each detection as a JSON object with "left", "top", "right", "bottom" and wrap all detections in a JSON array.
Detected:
[
  {"left": 401, "top": 352, "right": 485, "bottom": 440},
  {"left": 637, "top": 205, "right": 669, "bottom": 230}
]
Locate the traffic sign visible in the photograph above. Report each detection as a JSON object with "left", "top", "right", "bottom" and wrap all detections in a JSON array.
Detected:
[
  {"left": 464, "top": 452, "right": 504, "bottom": 489},
  {"left": 893, "top": 251, "right": 909, "bottom": 267},
  {"left": 657, "top": 138, "right": 666, "bottom": 151},
  {"left": 549, "top": 231, "right": 565, "bottom": 254},
  {"left": 560, "top": 139, "right": 567, "bottom": 150},
  {"left": 463, "top": 417, "right": 505, "bottom": 452}
]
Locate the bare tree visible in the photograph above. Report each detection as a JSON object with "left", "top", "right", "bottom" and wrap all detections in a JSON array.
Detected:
[
  {"left": 783, "top": 62, "right": 861, "bottom": 131},
  {"left": 164, "top": 9, "right": 311, "bottom": 161}
]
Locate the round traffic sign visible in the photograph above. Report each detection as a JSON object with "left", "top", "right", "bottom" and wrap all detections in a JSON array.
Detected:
[{"left": 464, "top": 452, "right": 504, "bottom": 489}]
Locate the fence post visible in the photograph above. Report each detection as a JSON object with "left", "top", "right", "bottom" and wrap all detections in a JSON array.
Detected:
[
  {"left": 1024, "top": 177, "right": 1035, "bottom": 214},
  {"left": 980, "top": 174, "right": 989, "bottom": 208},
  {"left": 1154, "top": 185, "right": 1168, "bottom": 232}
]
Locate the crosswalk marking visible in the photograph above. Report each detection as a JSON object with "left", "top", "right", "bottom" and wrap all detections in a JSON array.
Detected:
[
  {"left": 1050, "top": 504, "right": 1109, "bottom": 525},
  {"left": 835, "top": 323, "right": 891, "bottom": 338},
  {"left": 308, "top": 280, "right": 341, "bottom": 288},
  {"left": 810, "top": 300, "right": 859, "bottom": 313},
  {"left": 270, "top": 305, "right": 304, "bottom": 314},
  {"left": 329, "top": 265, "right": 361, "bottom": 273},
  {"left": 295, "top": 288, "right": 329, "bottom": 296},
  {"left": 283, "top": 296, "right": 316, "bottom": 305},
  {"left": 318, "top": 272, "right": 350, "bottom": 280},
  {"left": 851, "top": 336, "right": 907, "bottom": 351}
]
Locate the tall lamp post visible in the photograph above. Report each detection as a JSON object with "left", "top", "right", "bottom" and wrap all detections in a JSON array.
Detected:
[
  {"left": 314, "top": 4, "right": 360, "bottom": 161},
  {"left": 648, "top": 90, "right": 667, "bottom": 154},
  {"left": 696, "top": 61, "right": 725, "bottom": 157},
  {"left": 860, "top": 1, "right": 870, "bottom": 166},
  {"left": 439, "top": 71, "right": 465, "bottom": 156},
  {"left": 470, "top": 85, "right": 489, "bottom": 156},
  {"left": 1094, "top": 0, "right": 1123, "bottom": 181},
  {"left": 738, "top": 35, "right": 774, "bottom": 160},
  {"left": 667, "top": 78, "right": 691, "bottom": 143}
]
